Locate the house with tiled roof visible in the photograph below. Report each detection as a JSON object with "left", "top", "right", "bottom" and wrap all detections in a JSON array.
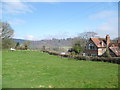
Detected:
[{"left": 84, "top": 35, "right": 120, "bottom": 57}]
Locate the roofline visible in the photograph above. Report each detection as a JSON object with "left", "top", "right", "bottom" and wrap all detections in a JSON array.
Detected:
[
  {"left": 109, "top": 47, "right": 119, "bottom": 56},
  {"left": 89, "top": 38, "right": 99, "bottom": 48}
]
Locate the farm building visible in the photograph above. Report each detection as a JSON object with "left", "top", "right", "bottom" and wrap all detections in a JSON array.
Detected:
[{"left": 84, "top": 35, "right": 120, "bottom": 57}]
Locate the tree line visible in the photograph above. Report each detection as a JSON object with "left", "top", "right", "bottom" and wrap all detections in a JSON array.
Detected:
[
  {"left": 0, "top": 21, "right": 30, "bottom": 50},
  {"left": 0, "top": 21, "right": 119, "bottom": 54}
]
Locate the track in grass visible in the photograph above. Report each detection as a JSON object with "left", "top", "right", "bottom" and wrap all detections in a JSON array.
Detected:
[{"left": 2, "top": 50, "right": 118, "bottom": 88}]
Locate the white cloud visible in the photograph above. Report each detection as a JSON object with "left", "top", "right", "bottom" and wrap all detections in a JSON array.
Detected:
[
  {"left": 2, "top": 0, "right": 34, "bottom": 14},
  {"left": 8, "top": 18, "right": 26, "bottom": 26},
  {"left": 84, "top": 27, "right": 96, "bottom": 32},
  {"left": 24, "top": 35, "right": 38, "bottom": 40},
  {"left": 84, "top": 22, "right": 118, "bottom": 39},
  {"left": 87, "top": 10, "right": 118, "bottom": 39},
  {"left": 107, "top": 17, "right": 118, "bottom": 24},
  {"left": 96, "top": 23, "right": 118, "bottom": 39},
  {"left": 90, "top": 10, "right": 117, "bottom": 20},
  {"left": 13, "top": 33, "right": 38, "bottom": 40},
  {"left": 13, "top": 32, "right": 24, "bottom": 39}
]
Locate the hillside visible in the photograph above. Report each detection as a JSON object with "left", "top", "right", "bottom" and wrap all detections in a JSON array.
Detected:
[
  {"left": 13, "top": 38, "right": 25, "bottom": 43},
  {"left": 30, "top": 38, "right": 74, "bottom": 50},
  {"left": 13, "top": 38, "right": 85, "bottom": 51}
]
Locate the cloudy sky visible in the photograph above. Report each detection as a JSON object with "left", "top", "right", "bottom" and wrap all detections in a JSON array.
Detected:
[{"left": 1, "top": 0, "right": 119, "bottom": 40}]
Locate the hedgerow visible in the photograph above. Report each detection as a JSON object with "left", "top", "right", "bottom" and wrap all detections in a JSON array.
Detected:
[{"left": 42, "top": 50, "right": 120, "bottom": 64}]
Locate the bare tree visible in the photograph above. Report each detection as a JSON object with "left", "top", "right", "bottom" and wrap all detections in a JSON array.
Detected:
[
  {"left": 78, "top": 32, "right": 97, "bottom": 40},
  {"left": 69, "top": 32, "right": 97, "bottom": 54},
  {"left": 0, "top": 21, "right": 15, "bottom": 49},
  {"left": 0, "top": 22, "right": 14, "bottom": 39},
  {"left": 69, "top": 37, "right": 86, "bottom": 55}
]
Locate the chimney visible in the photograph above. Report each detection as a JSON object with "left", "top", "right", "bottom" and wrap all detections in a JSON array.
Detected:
[
  {"left": 118, "top": 40, "right": 120, "bottom": 47},
  {"left": 118, "top": 40, "right": 120, "bottom": 44},
  {"left": 106, "top": 35, "right": 110, "bottom": 47}
]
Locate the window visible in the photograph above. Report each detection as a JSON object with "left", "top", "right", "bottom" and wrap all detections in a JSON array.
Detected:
[
  {"left": 87, "top": 54, "right": 96, "bottom": 56},
  {"left": 91, "top": 54, "right": 97, "bottom": 56},
  {"left": 89, "top": 43, "right": 95, "bottom": 50},
  {"left": 88, "top": 54, "right": 91, "bottom": 56}
]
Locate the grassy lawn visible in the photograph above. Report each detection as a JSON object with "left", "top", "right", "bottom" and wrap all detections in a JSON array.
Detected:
[
  {"left": 0, "top": 50, "right": 2, "bottom": 89},
  {"left": 2, "top": 50, "right": 118, "bottom": 88}
]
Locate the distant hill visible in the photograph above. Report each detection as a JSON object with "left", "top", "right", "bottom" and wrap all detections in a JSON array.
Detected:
[
  {"left": 13, "top": 38, "right": 26, "bottom": 43},
  {"left": 30, "top": 38, "right": 73, "bottom": 49},
  {"left": 13, "top": 38, "right": 86, "bottom": 51}
]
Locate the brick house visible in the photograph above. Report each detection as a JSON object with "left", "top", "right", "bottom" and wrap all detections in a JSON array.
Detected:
[{"left": 84, "top": 35, "right": 120, "bottom": 57}]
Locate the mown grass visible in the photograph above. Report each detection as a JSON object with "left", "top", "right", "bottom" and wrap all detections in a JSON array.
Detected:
[
  {"left": 0, "top": 50, "right": 2, "bottom": 89},
  {"left": 2, "top": 50, "right": 118, "bottom": 88}
]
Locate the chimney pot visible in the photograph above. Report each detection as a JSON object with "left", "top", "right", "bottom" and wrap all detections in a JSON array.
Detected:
[{"left": 106, "top": 35, "right": 110, "bottom": 47}]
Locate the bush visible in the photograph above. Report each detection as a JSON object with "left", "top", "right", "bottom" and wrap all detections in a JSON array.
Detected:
[{"left": 42, "top": 50, "right": 120, "bottom": 64}]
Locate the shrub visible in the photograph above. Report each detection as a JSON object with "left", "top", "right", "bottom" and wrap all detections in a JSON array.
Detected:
[{"left": 42, "top": 50, "right": 120, "bottom": 64}]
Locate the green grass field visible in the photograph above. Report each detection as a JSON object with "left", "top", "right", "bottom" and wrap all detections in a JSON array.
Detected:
[
  {"left": 0, "top": 50, "right": 2, "bottom": 89},
  {"left": 2, "top": 50, "right": 118, "bottom": 88}
]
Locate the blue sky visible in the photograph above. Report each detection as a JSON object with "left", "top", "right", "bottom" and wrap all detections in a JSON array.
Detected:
[{"left": 1, "top": 0, "right": 118, "bottom": 40}]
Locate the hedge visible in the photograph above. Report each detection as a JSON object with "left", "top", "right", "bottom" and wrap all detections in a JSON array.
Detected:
[{"left": 42, "top": 50, "right": 120, "bottom": 64}]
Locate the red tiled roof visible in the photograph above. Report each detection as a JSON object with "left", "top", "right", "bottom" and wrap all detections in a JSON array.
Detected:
[
  {"left": 109, "top": 46, "right": 120, "bottom": 56},
  {"left": 118, "top": 40, "right": 120, "bottom": 43},
  {"left": 110, "top": 43, "right": 119, "bottom": 47},
  {"left": 90, "top": 36, "right": 120, "bottom": 56},
  {"left": 90, "top": 37, "right": 106, "bottom": 47}
]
